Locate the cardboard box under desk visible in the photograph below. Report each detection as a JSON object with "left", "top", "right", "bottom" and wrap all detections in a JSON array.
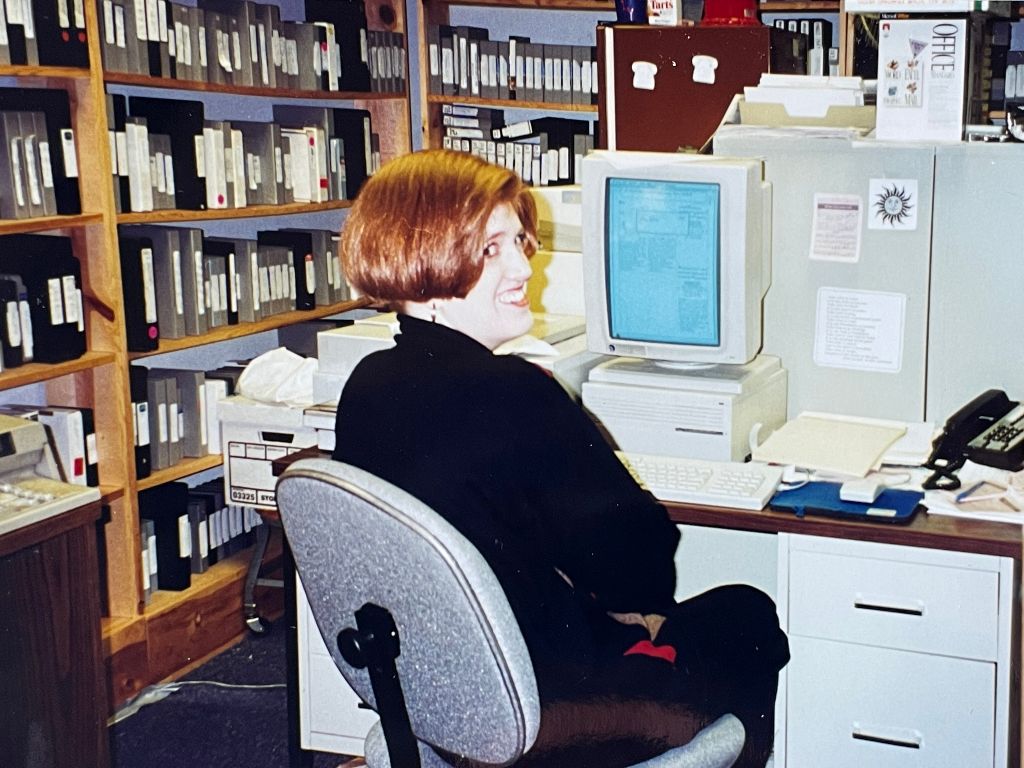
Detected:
[{"left": 219, "top": 396, "right": 318, "bottom": 510}]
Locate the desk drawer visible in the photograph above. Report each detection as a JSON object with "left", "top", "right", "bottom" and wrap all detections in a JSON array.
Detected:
[
  {"left": 786, "top": 636, "right": 995, "bottom": 768},
  {"left": 787, "top": 544, "right": 1000, "bottom": 660}
]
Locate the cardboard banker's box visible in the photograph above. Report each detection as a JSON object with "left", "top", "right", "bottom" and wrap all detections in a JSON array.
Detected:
[
  {"left": 219, "top": 396, "right": 318, "bottom": 509},
  {"left": 875, "top": 18, "right": 967, "bottom": 141}
]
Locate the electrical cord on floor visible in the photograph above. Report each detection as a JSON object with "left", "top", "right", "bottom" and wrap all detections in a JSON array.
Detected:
[{"left": 109, "top": 680, "right": 286, "bottom": 726}]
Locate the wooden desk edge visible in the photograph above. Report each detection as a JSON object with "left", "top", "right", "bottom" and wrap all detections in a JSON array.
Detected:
[
  {"left": 0, "top": 500, "right": 103, "bottom": 558},
  {"left": 274, "top": 447, "right": 1021, "bottom": 560}
]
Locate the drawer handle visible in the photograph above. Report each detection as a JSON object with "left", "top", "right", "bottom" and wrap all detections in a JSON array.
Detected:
[
  {"left": 853, "top": 597, "right": 924, "bottom": 617},
  {"left": 851, "top": 727, "right": 922, "bottom": 750}
]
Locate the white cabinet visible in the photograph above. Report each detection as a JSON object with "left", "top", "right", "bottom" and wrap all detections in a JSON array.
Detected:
[
  {"left": 776, "top": 534, "right": 1015, "bottom": 768},
  {"left": 297, "top": 577, "right": 378, "bottom": 756}
]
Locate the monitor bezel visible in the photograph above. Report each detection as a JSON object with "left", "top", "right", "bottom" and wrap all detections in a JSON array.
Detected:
[{"left": 581, "top": 150, "right": 770, "bottom": 367}]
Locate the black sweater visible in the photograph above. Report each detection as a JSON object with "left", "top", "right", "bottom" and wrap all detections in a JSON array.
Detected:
[{"left": 333, "top": 315, "right": 680, "bottom": 694}]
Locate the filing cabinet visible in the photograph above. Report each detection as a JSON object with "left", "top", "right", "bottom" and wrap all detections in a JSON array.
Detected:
[
  {"left": 775, "top": 534, "right": 1015, "bottom": 768},
  {"left": 296, "top": 576, "right": 378, "bottom": 755}
]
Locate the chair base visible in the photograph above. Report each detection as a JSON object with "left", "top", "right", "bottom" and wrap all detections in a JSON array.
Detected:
[{"left": 243, "top": 516, "right": 283, "bottom": 633}]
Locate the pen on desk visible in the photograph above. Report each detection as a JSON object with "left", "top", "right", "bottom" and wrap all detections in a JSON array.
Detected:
[{"left": 955, "top": 481, "right": 986, "bottom": 503}]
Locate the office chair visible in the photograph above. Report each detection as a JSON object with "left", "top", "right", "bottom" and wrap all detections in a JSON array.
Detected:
[{"left": 276, "top": 458, "right": 746, "bottom": 768}]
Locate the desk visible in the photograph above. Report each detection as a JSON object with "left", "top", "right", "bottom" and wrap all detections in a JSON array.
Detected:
[
  {"left": 275, "top": 449, "right": 1021, "bottom": 767},
  {"left": 662, "top": 504, "right": 1020, "bottom": 768},
  {"left": 0, "top": 502, "right": 109, "bottom": 768}
]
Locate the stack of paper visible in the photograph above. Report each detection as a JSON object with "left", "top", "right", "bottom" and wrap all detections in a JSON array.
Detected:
[
  {"left": 744, "top": 74, "right": 866, "bottom": 118},
  {"left": 924, "top": 461, "right": 1024, "bottom": 526},
  {"left": 752, "top": 412, "right": 907, "bottom": 478}
]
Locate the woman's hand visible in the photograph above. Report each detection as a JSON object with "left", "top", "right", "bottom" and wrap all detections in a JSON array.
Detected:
[{"left": 607, "top": 611, "right": 667, "bottom": 641}]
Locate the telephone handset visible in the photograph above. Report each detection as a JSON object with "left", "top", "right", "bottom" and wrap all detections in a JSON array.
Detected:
[{"left": 923, "top": 389, "right": 1024, "bottom": 490}]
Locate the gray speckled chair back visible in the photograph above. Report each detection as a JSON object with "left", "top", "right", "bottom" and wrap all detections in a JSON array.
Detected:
[{"left": 276, "top": 458, "right": 541, "bottom": 765}]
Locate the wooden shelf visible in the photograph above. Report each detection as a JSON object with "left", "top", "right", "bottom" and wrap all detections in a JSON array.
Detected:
[
  {"left": 0, "top": 212, "right": 104, "bottom": 235},
  {"left": 427, "top": 93, "right": 598, "bottom": 112},
  {"left": 759, "top": 1, "right": 839, "bottom": 10},
  {"left": 116, "top": 199, "right": 354, "bottom": 225},
  {"left": 127, "top": 297, "right": 373, "bottom": 359},
  {"left": 429, "top": 0, "right": 613, "bottom": 9},
  {"left": 98, "top": 484, "right": 125, "bottom": 505},
  {"left": 0, "top": 65, "right": 91, "bottom": 80},
  {"left": 137, "top": 455, "right": 224, "bottom": 492},
  {"left": 0, "top": 351, "right": 117, "bottom": 391},
  {"left": 104, "top": 71, "right": 407, "bottom": 101},
  {"left": 104, "top": 531, "right": 285, "bottom": 708}
]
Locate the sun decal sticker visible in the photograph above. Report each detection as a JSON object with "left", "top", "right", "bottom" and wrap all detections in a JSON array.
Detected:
[
  {"left": 868, "top": 179, "right": 918, "bottom": 231},
  {"left": 874, "top": 184, "right": 914, "bottom": 226}
]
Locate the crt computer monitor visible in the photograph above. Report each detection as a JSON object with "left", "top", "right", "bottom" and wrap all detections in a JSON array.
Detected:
[{"left": 581, "top": 150, "right": 771, "bottom": 367}]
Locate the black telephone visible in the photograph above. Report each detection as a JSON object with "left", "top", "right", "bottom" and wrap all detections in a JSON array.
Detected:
[{"left": 923, "top": 389, "right": 1024, "bottom": 490}]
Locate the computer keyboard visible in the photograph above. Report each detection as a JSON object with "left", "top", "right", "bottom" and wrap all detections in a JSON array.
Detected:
[{"left": 617, "top": 451, "right": 784, "bottom": 510}]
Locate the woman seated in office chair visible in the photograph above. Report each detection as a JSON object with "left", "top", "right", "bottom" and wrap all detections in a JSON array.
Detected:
[{"left": 332, "top": 149, "right": 789, "bottom": 767}]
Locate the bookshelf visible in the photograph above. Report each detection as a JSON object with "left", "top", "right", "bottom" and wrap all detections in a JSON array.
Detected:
[
  {"left": 0, "top": 0, "right": 411, "bottom": 716},
  {"left": 414, "top": 0, "right": 612, "bottom": 155}
]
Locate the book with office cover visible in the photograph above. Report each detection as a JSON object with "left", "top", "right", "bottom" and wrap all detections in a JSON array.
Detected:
[{"left": 875, "top": 18, "right": 968, "bottom": 142}]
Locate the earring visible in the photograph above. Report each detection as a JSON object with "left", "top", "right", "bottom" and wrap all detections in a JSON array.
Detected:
[{"left": 430, "top": 301, "right": 437, "bottom": 323}]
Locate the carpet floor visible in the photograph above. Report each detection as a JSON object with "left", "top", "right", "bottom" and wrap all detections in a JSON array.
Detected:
[{"left": 109, "top": 619, "right": 363, "bottom": 768}]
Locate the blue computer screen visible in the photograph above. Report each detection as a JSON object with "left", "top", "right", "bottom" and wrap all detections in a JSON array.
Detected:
[{"left": 605, "top": 177, "right": 721, "bottom": 347}]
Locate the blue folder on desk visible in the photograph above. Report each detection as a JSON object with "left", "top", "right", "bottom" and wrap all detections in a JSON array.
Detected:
[{"left": 770, "top": 482, "right": 923, "bottom": 524}]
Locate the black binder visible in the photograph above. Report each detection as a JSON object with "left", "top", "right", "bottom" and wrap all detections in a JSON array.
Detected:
[
  {"left": 127, "top": 97, "right": 207, "bottom": 210},
  {"left": 203, "top": 238, "right": 240, "bottom": 325},
  {"left": 118, "top": 234, "right": 160, "bottom": 352},
  {"left": 0, "top": 89, "right": 80, "bottom": 215},
  {"left": 330, "top": 108, "right": 374, "bottom": 197},
  {"left": 129, "top": 364, "right": 152, "bottom": 479},
  {"left": 257, "top": 230, "right": 317, "bottom": 310},
  {"left": 305, "top": 0, "right": 371, "bottom": 91},
  {"left": 79, "top": 407, "right": 99, "bottom": 487},
  {"left": 0, "top": 233, "right": 86, "bottom": 363},
  {"left": 34, "top": 0, "right": 90, "bottom": 68},
  {"left": 106, "top": 94, "right": 132, "bottom": 213},
  {"left": 0, "top": 275, "right": 23, "bottom": 368},
  {"left": 139, "top": 483, "right": 192, "bottom": 591}
]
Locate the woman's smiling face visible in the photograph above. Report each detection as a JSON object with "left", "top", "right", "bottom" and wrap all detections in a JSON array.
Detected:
[{"left": 436, "top": 203, "right": 534, "bottom": 350}]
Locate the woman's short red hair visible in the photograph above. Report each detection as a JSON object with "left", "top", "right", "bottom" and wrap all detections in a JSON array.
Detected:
[{"left": 340, "top": 149, "right": 538, "bottom": 304}]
